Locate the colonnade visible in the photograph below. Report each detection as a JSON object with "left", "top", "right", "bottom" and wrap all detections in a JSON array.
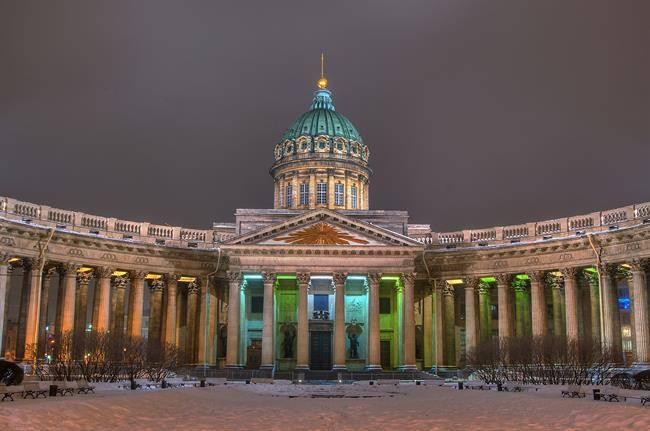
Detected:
[
  {"left": 0, "top": 256, "right": 215, "bottom": 364},
  {"left": 434, "top": 259, "right": 649, "bottom": 367},
  {"left": 225, "top": 271, "right": 417, "bottom": 371}
]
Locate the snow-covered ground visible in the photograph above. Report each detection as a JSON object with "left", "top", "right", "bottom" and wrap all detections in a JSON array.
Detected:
[{"left": 1, "top": 382, "right": 648, "bottom": 431}]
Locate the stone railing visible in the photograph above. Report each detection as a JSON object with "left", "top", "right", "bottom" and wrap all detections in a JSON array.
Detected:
[
  {"left": 430, "top": 202, "right": 650, "bottom": 248},
  {"left": 0, "top": 196, "right": 217, "bottom": 249}
]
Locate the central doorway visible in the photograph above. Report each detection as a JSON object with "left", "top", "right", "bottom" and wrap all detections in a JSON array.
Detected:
[
  {"left": 380, "top": 340, "right": 391, "bottom": 370},
  {"left": 310, "top": 331, "right": 332, "bottom": 370}
]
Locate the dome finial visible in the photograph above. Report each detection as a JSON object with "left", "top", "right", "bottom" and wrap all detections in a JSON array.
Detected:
[{"left": 317, "top": 52, "right": 328, "bottom": 89}]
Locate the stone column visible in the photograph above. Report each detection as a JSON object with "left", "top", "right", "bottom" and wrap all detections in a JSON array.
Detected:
[
  {"left": 38, "top": 267, "right": 57, "bottom": 357},
  {"left": 496, "top": 274, "right": 513, "bottom": 339},
  {"left": 583, "top": 270, "right": 601, "bottom": 345},
  {"left": 74, "top": 270, "right": 93, "bottom": 338},
  {"left": 600, "top": 264, "right": 622, "bottom": 360},
  {"left": 95, "top": 267, "right": 113, "bottom": 332},
  {"left": 127, "top": 271, "right": 145, "bottom": 338},
  {"left": 401, "top": 273, "right": 417, "bottom": 370},
  {"left": 333, "top": 272, "right": 347, "bottom": 370},
  {"left": 442, "top": 282, "right": 455, "bottom": 366},
  {"left": 261, "top": 272, "right": 276, "bottom": 369},
  {"left": 148, "top": 278, "right": 165, "bottom": 346},
  {"left": 422, "top": 281, "right": 433, "bottom": 370},
  {"left": 528, "top": 271, "right": 547, "bottom": 337},
  {"left": 0, "top": 255, "right": 9, "bottom": 357},
  {"left": 630, "top": 259, "right": 649, "bottom": 364},
  {"left": 478, "top": 282, "right": 492, "bottom": 343},
  {"left": 54, "top": 266, "right": 66, "bottom": 339},
  {"left": 111, "top": 276, "right": 128, "bottom": 336},
  {"left": 464, "top": 276, "right": 479, "bottom": 361},
  {"left": 226, "top": 272, "right": 242, "bottom": 368},
  {"left": 562, "top": 267, "right": 580, "bottom": 345},
  {"left": 548, "top": 274, "right": 565, "bottom": 337},
  {"left": 433, "top": 279, "right": 445, "bottom": 369},
  {"left": 197, "top": 277, "right": 217, "bottom": 366},
  {"left": 24, "top": 258, "right": 44, "bottom": 360},
  {"left": 185, "top": 280, "right": 199, "bottom": 363},
  {"left": 164, "top": 274, "right": 179, "bottom": 346},
  {"left": 60, "top": 264, "right": 79, "bottom": 334},
  {"left": 16, "top": 260, "right": 33, "bottom": 359},
  {"left": 296, "top": 272, "right": 310, "bottom": 370},
  {"left": 366, "top": 273, "right": 381, "bottom": 370}
]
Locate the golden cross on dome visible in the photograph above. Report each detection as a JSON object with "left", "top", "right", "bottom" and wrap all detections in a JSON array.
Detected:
[{"left": 317, "top": 52, "right": 328, "bottom": 89}]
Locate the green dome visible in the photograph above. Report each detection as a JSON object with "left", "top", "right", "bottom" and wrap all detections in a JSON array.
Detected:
[{"left": 281, "top": 89, "right": 363, "bottom": 143}]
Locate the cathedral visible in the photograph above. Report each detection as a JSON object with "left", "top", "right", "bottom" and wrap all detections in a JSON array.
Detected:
[{"left": 1, "top": 66, "right": 649, "bottom": 374}]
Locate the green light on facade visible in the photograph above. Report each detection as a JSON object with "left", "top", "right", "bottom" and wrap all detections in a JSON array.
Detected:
[
  {"left": 276, "top": 275, "right": 297, "bottom": 280},
  {"left": 347, "top": 275, "right": 367, "bottom": 281},
  {"left": 515, "top": 274, "right": 529, "bottom": 281},
  {"left": 584, "top": 267, "right": 598, "bottom": 274},
  {"left": 381, "top": 276, "right": 400, "bottom": 281},
  {"left": 480, "top": 276, "right": 496, "bottom": 283}
]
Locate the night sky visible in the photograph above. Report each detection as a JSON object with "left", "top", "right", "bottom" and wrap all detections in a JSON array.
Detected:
[{"left": 1, "top": 1, "right": 648, "bottom": 232}]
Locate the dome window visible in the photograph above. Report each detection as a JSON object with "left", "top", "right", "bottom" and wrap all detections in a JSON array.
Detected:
[{"left": 319, "top": 141, "right": 326, "bottom": 149}]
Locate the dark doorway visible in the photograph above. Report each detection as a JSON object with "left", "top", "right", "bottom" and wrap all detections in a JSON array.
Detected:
[
  {"left": 309, "top": 331, "right": 332, "bottom": 370},
  {"left": 380, "top": 340, "right": 391, "bottom": 370},
  {"left": 246, "top": 339, "right": 261, "bottom": 369}
]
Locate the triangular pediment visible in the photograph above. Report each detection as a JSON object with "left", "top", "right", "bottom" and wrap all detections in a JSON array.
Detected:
[{"left": 224, "top": 209, "right": 423, "bottom": 248}]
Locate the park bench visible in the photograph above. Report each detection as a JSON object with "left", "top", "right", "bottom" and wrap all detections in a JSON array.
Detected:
[
  {"left": 376, "top": 379, "right": 400, "bottom": 386},
  {"left": 23, "top": 381, "right": 49, "bottom": 399},
  {"left": 57, "top": 380, "right": 77, "bottom": 396},
  {"left": 600, "top": 387, "right": 625, "bottom": 402},
  {"left": 561, "top": 384, "right": 585, "bottom": 398},
  {"left": 77, "top": 379, "right": 95, "bottom": 394},
  {"left": 0, "top": 384, "right": 24, "bottom": 401}
]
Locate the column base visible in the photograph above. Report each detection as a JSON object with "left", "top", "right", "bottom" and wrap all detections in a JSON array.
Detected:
[
  {"left": 365, "top": 364, "right": 382, "bottom": 372},
  {"left": 294, "top": 365, "right": 310, "bottom": 371},
  {"left": 225, "top": 364, "right": 244, "bottom": 369},
  {"left": 631, "top": 362, "right": 650, "bottom": 370},
  {"left": 332, "top": 364, "right": 347, "bottom": 371},
  {"left": 259, "top": 364, "right": 275, "bottom": 371},
  {"left": 398, "top": 365, "right": 418, "bottom": 371}
]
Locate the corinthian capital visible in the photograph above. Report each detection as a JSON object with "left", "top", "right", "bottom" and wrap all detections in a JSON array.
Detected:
[
  {"left": 187, "top": 281, "right": 200, "bottom": 295},
  {"left": 495, "top": 273, "right": 512, "bottom": 286},
  {"left": 60, "top": 263, "right": 81, "bottom": 277},
  {"left": 76, "top": 270, "right": 93, "bottom": 285},
  {"left": 111, "top": 276, "right": 128, "bottom": 289},
  {"left": 528, "top": 270, "right": 546, "bottom": 283},
  {"left": 598, "top": 263, "right": 618, "bottom": 278},
  {"left": 296, "top": 272, "right": 310, "bottom": 285},
  {"left": 96, "top": 266, "right": 113, "bottom": 279},
  {"left": 400, "top": 273, "right": 415, "bottom": 287},
  {"left": 464, "top": 276, "right": 480, "bottom": 290},
  {"left": 149, "top": 278, "right": 165, "bottom": 292},
  {"left": 226, "top": 271, "right": 241, "bottom": 283},
  {"left": 262, "top": 272, "right": 276, "bottom": 284},
  {"left": 332, "top": 272, "right": 347, "bottom": 286},
  {"left": 630, "top": 258, "right": 649, "bottom": 273},
  {"left": 561, "top": 267, "right": 578, "bottom": 279},
  {"left": 367, "top": 272, "right": 382, "bottom": 284}
]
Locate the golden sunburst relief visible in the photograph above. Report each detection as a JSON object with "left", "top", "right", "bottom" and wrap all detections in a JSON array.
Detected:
[{"left": 273, "top": 222, "right": 370, "bottom": 245}]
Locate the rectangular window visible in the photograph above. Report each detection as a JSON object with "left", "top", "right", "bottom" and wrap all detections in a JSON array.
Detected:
[
  {"left": 334, "top": 183, "right": 344, "bottom": 206},
  {"left": 286, "top": 184, "right": 293, "bottom": 208},
  {"left": 313, "top": 294, "right": 329, "bottom": 311},
  {"left": 316, "top": 182, "right": 327, "bottom": 204},
  {"left": 350, "top": 185, "right": 357, "bottom": 209},
  {"left": 379, "top": 297, "right": 391, "bottom": 314},
  {"left": 251, "top": 296, "right": 264, "bottom": 314},
  {"left": 279, "top": 186, "right": 283, "bottom": 207},
  {"left": 300, "top": 183, "right": 309, "bottom": 206}
]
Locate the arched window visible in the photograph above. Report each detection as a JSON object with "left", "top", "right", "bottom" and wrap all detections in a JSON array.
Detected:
[
  {"left": 350, "top": 185, "right": 357, "bottom": 209},
  {"left": 286, "top": 184, "right": 293, "bottom": 208},
  {"left": 335, "top": 183, "right": 344, "bottom": 206},
  {"left": 300, "top": 183, "right": 309, "bottom": 206},
  {"left": 316, "top": 182, "right": 327, "bottom": 205}
]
